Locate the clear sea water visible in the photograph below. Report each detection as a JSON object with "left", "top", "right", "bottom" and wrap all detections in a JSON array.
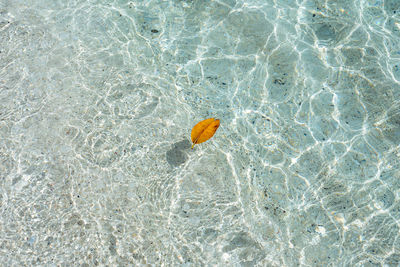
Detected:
[{"left": 1, "top": 0, "right": 400, "bottom": 266}]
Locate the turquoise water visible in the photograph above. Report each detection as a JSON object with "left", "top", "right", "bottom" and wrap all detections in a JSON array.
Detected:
[{"left": 1, "top": 0, "right": 400, "bottom": 266}]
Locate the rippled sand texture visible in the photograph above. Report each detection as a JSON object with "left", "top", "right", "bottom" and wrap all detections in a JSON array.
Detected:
[{"left": 1, "top": 0, "right": 400, "bottom": 266}]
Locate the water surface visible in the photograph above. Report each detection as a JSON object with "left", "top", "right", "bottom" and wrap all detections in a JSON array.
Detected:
[{"left": 1, "top": 0, "right": 400, "bottom": 266}]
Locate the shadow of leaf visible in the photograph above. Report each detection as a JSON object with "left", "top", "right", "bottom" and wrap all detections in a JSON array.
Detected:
[{"left": 166, "top": 139, "right": 191, "bottom": 167}]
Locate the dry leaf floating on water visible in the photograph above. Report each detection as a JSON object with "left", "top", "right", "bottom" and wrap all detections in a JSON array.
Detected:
[{"left": 191, "top": 118, "right": 220, "bottom": 149}]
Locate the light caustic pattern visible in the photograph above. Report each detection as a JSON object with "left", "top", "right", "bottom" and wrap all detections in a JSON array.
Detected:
[{"left": 0, "top": 0, "right": 399, "bottom": 266}]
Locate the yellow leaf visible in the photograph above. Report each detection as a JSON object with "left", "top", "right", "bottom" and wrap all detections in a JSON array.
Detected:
[{"left": 191, "top": 118, "right": 220, "bottom": 149}]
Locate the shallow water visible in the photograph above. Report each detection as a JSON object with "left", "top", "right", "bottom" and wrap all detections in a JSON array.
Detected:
[{"left": 1, "top": 0, "right": 400, "bottom": 266}]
